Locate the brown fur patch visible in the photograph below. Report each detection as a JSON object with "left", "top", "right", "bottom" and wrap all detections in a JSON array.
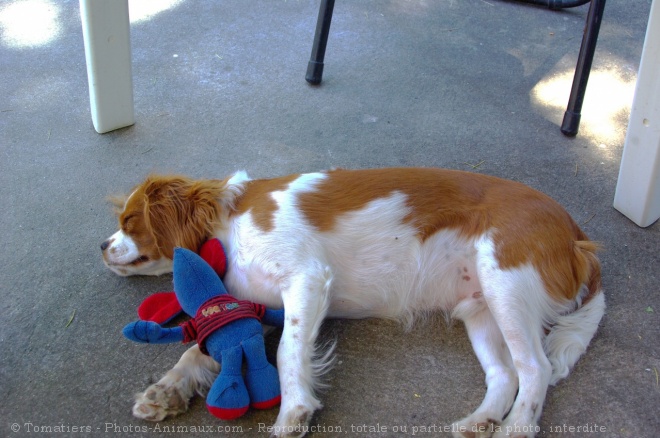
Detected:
[
  {"left": 233, "top": 174, "right": 299, "bottom": 232},
  {"left": 295, "top": 168, "right": 601, "bottom": 302},
  {"left": 120, "top": 175, "right": 225, "bottom": 259},
  {"left": 117, "top": 187, "right": 161, "bottom": 263}
]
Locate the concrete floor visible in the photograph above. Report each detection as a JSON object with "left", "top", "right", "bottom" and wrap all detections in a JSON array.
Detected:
[{"left": 1, "top": 0, "right": 658, "bottom": 436}]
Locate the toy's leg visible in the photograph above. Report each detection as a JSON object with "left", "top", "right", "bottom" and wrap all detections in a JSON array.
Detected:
[
  {"left": 206, "top": 344, "right": 249, "bottom": 420},
  {"left": 242, "top": 333, "right": 281, "bottom": 410}
]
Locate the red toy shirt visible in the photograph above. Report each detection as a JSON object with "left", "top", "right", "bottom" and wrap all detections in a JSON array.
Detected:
[{"left": 180, "top": 294, "right": 267, "bottom": 355}]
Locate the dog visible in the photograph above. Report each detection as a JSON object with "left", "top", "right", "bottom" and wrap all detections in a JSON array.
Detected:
[{"left": 102, "top": 167, "right": 604, "bottom": 438}]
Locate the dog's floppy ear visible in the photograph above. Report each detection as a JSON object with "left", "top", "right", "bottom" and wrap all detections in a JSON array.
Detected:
[
  {"left": 107, "top": 194, "right": 128, "bottom": 215},
  {"left": 142, "top": 176, "right": 225, "bottom": 259}
]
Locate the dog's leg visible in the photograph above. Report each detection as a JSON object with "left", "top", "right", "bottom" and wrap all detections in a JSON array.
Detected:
[
  {"left": 271, "top": 267, "right": 333, "bottom": 438},
  {"left": 452, "top": 308, "right": 518, "bottom": 438},
  {"left": 133, "top": 345, "right": 219, "bottom": 421},
  {"left": 475, "top": 246, "right": 552, "bottom": 437},
  {"left": 487, "top": 306, "right": 550, "bottom": 438}
]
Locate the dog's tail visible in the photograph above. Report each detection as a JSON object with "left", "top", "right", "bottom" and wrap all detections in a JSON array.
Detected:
[
  {"left": 288, "top": 264, "right": 336, "bottom": 404},
  {"left": 544, "top": 240, "right": 605, "bottom": 385},
  {"left": 309, "top": 266, "right": 337, "bottom": 390}
]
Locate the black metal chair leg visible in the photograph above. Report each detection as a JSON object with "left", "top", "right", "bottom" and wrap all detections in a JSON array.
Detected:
[
  {"left": 561, "top": 0, "right": 607, "bottom": 136},
  {"left": 306, "top": 0, "right": 335, "bottom": 85}
]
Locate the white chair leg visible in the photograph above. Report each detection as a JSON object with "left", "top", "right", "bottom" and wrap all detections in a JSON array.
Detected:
[
  {"left": 614, "top": 0, "right": 660, "bottom": 227},
  {"left": 79, "top": 0, "right": 135, "bottom": 133}
]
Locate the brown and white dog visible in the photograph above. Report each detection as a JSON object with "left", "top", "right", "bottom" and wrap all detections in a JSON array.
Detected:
[{"left": 102, "top": 167, "right": 604, "bottom": 438}]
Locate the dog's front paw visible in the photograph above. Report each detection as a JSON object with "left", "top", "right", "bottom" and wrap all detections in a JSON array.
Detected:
[
  {"left": 132, "top": 382, "right": 190, "bottom": 421},
  {"left": 452, "top": 414, "right": 502, "bottom": 438},
  {"left": 268, "top": 404, "right": 315, "bottom": 438}
]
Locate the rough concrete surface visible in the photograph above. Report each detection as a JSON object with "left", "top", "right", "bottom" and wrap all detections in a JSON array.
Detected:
[{"left": 0, "top": 0, "right": 658, "bottom": 437}]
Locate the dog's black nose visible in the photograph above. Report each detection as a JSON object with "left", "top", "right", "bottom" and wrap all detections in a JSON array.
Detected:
[{"left": 100, "top": 240, "right": 110, "bottom": 251}]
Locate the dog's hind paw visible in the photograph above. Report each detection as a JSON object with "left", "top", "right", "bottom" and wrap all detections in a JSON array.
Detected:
[{"left": 452, "top": 414, "right": 502, "bottom": 438}]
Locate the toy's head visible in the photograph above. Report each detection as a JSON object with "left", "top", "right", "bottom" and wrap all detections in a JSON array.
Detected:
[{"left": 173, "top": 247, "right": 228, "bottom": 315}]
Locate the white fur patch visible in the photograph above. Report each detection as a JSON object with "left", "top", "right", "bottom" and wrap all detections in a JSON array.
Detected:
[{"left": 103, "top": 229, "right": 173, "bottom": 276}]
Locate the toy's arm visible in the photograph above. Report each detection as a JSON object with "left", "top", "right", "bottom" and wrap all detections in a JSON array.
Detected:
[
  {"left": 123, "top": 320, "right": 184, "bottom": 344},
  {"left": 261, "top": 308, "right": 285, "bottom": 328}
]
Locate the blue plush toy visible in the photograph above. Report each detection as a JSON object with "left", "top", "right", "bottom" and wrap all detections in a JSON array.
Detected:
[{"left": 123, "top": 242, "right": 284, "bottom": 420}]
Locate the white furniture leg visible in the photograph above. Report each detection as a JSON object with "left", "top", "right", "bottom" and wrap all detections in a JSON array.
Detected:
[
  {"left": 80, "top": 0, "right": 134, "bottom": 133},
  {"left": 613, "top": 0, "right": 660, "bottom": 227}
]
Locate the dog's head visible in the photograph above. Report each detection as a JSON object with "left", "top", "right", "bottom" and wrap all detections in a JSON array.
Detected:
[{"left": 101, "top": 173, "right": 247, "bottom": 276}]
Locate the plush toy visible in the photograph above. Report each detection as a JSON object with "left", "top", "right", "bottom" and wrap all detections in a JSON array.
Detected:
[
  {"left": 123, "top": 241, "right": 284, "bottom": 420},
  {"left": 136, "top": 239, "right": 228, "bottom": 324}
]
